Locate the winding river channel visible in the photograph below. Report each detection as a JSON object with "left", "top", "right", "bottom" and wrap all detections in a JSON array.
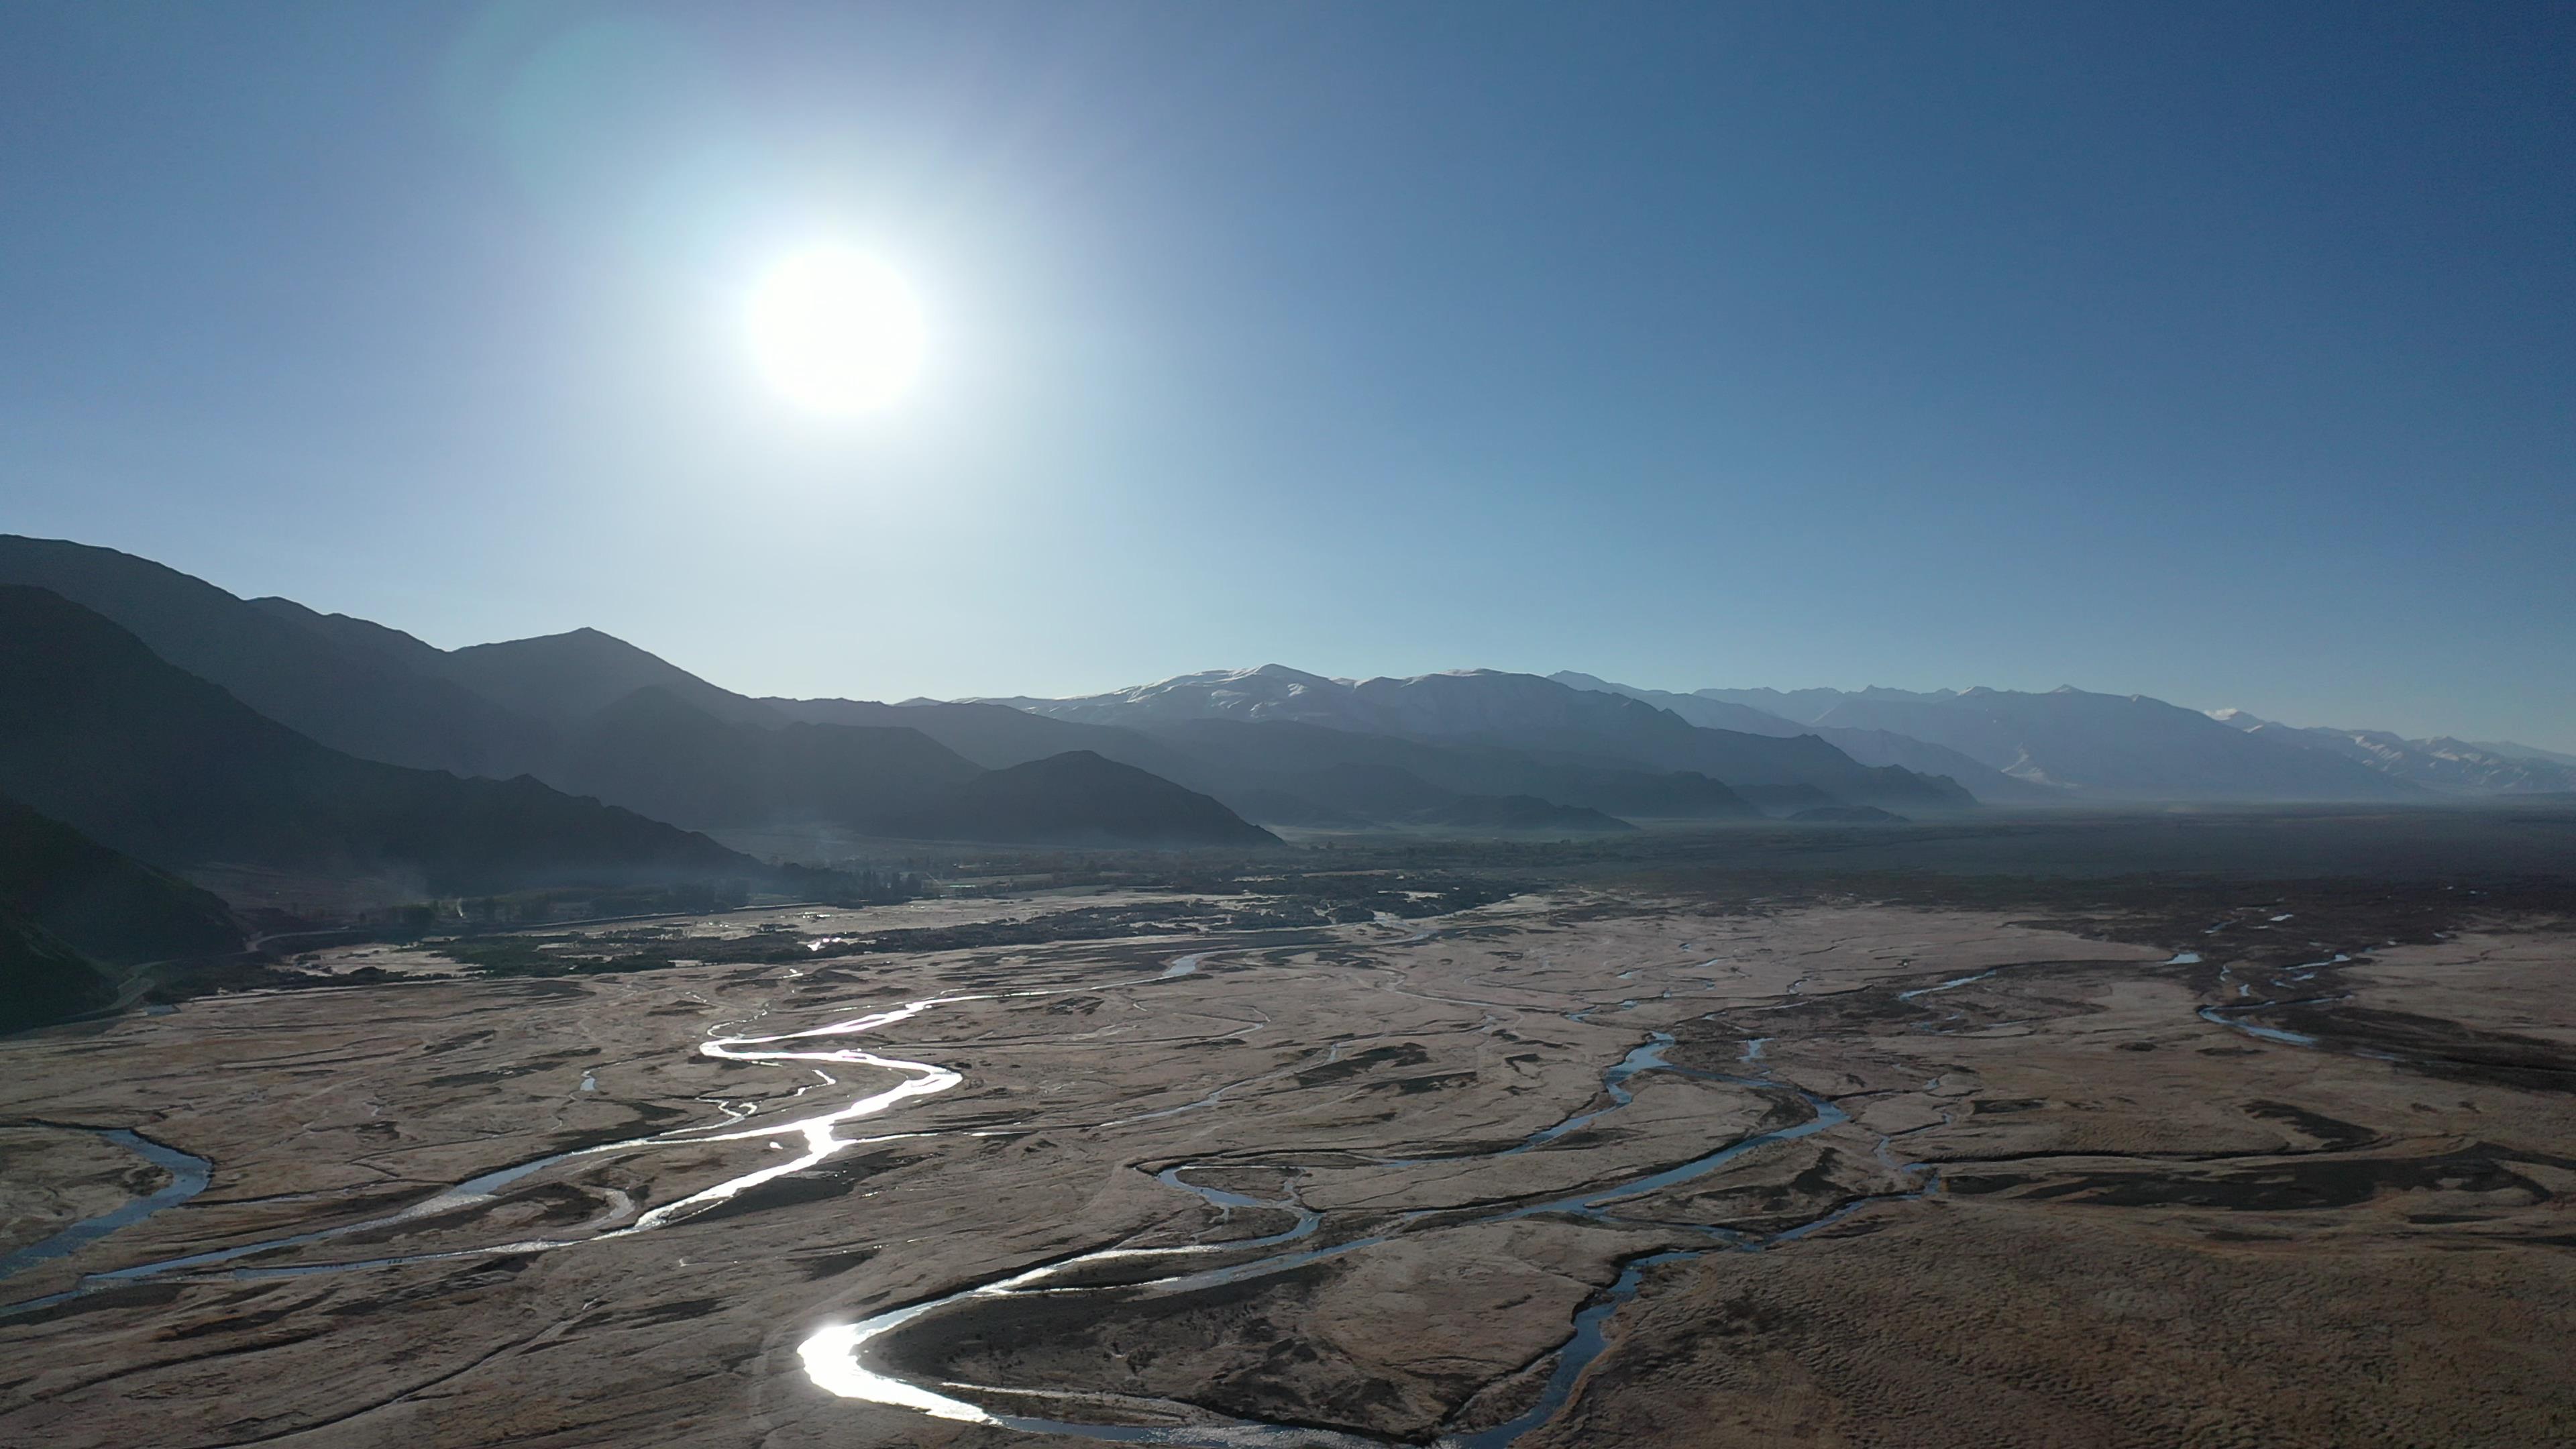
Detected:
[
  {"left": 0, "top": 930, "right": 2421, "bottom": 1444},
  {"left": 0, "top": 1128, "right": 211, "bottom": 1285}
]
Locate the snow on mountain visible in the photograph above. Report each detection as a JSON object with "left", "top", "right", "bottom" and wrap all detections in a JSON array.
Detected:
[{"left": 2244, "top": 725, "right": 2576, "bottom": 796}]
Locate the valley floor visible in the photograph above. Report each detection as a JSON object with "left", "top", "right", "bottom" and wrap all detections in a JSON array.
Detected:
[{"left": 2, "top": 885, "right": 2571, "bottom": 1446}]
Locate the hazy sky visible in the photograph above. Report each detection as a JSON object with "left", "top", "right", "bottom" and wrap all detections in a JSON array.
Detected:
[{"left": 6, "top": 3, "right": 2571, "bottom": 747}]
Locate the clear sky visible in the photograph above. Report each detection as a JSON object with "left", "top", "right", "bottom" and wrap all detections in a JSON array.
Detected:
[{"left": 5, "top": 3, "right": 2571, "bottom": 747}]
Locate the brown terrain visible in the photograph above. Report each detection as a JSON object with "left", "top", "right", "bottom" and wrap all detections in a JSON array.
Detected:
[{"left": 2, "top": 876, "right": 2571, "bottom": 1447}]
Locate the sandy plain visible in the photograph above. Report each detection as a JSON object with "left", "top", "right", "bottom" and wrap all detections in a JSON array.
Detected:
[{"left": 1, "top": 887, "right": 2571, "bottom": 1448}]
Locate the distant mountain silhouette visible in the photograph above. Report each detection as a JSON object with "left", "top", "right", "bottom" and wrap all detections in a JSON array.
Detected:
[
  {"left": 987, "top": 667, "right": 1970, "bottom": 813},
  {"left": 1693, "top": 686, "right": 1959, "bottom": 722},
  {"left": 252, "top": 598, "right": 782, "bottom": 733},
  {"left": 981, "top": 665, "right": 1381, "bottom": 730},
  {"left": 0, "top": 535, "right": 556, "bottom": 777},
  {"left": 1140, "top": 718, "right": 1757, "bottom": 824},
  {"left": 15, "top": 535, "right": 2524, "bottom": 830},
  {"left": 564, "top": 686, "right": 982, "bottom": 829},
  {"left": 0, "top": 794, "right": 249, "bottom": 1032},
  {"left": 1152, "top": 750, "right": 1649, "bottom": 834},
  {"left": 1, "top": 539, "right": 1276, "bottom": 849},
  {"left": 771, "top": 698, "right": 1750, "bottom": 829},
  {"left": 1548, "top": 672, "right": 1803, "bottom": 734},
  {"left": 1804, "top": 686, "right": 2416, "bottom": 800},
  {"left": 559, "top": 688, "right": 1272, "bottom": 846},
  {"left": 881, "top": 751, "right": 1280, "bottom": 846},
  {"left": 0, "top": 586, "right": 759, "bottom": 894},
  {"left": 1549, "top": 672, "right": 2063, "bottom": 803},
  {"left": 1693, "top": 684, "right": 2569, "bottom": 800},
  {"left": 763, "top": 696, "right": 1210, "bottom": 777},
  {"left": 2471, "top": 739, "right": 2576, "bottom": 770},
  {"left": 2207, "top": 712, "right": 2576, "bottom": 795},
  {"left": 436, "top": 629, "right": 782, "bottom": 730}
]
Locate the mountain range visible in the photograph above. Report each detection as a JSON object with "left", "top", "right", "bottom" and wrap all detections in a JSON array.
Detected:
[
  {"left": 2, "top": 533, "right": 2562, "bottom": 932},
  {"left": 0, "top": 537, "right": 1276, "bottom": 859},
  {"left": 1676, "top": 683, "right": 2573, "bottom": 798},
  {"left": 0, "top": 584, "right": 761, "bottom": 894},
  {"left": 2205, "top": 710, "right": 2576, "bottom": 796},
  {"left": 1547, "top": 673, "right": 2065, "bottom": 802},
  {"left": 0, "top": 537, "right": 1985, "bottom": 849},
  {"left": 977, "top": 665, "right": 1972, "bottom": 816}
]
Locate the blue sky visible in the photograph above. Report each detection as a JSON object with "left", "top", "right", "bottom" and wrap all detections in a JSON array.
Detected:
[{"left": 5, "top": 2, "right": 2571, "bottom": 747}]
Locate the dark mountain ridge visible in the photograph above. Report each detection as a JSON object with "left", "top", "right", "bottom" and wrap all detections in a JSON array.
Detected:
[
  {"left": 987, "top": 666, "right": 1972, "bottom": 814},
  {"left": 0, "top": 586, "right": 759, "bottom": 895},
  {"left": 0, "top": 794, "right": 247, "bottom": 968},
  {"left": 1549, "top": 672, "right": 2063, "bottom": 803},
  {"left": 0, "top": 535, "right": 556, "bottom": 778},
  {"left": 566, "top": 688, "right": 1274, "bottom": 846},
  {"left": 879, "top": 751, "right": 1281, "bottom": 846},
  {"left": 767, "top": 700, "right": 1754, "bottom": 830},
  {"left": 3, "top": 537, "right": 1272, "bottom": 847},
  {"left": 439, "top": 629, "right": 782, "bottom": 730},
  {"left": 0, "top": 794, "right": 254, "bottom": 1033},
  {"left": 1144, "top": 717, "right": 1759, "bottom": 823},
  {"left": 1805, "top": 686, "right": 2418, "bottom": 800}
]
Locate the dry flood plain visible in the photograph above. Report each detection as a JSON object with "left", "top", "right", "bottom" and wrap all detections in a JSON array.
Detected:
[{"left": 2, "top": 886, "right": 2571, "bottom": 1448}]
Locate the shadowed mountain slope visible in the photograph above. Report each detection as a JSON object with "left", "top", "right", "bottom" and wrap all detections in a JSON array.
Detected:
[
  {"left": 561, "top": 687, "right": 983, "bottom": 831},
  {"left": 564, "top": 690, "right": 1273, "bottom": 846},
  {"left": 989, "top": 667, "right": 1970, "bottom": 813},
  {"left": 0, "top": 539, "right": 1271, "bottom": 847},
  {"left": 0, "top": 794, "right": 246, "bottom": 967},
  {"left": 0, "top": 535, "right": 556, "bottom": 778},
  {"left": 254, "top": 596, "right": 784, "bottom": 735},
  {"left": 767, "top": 699, "right": 1744, "bottom": 830},
  {"left": 885, "top": 751, "right": 1281, "bottom": 846},
  {"left": 1138, "top": 718, "right": 1756, "bottom": 824},
  {"left": 980, "top": 665, "right": 1383, "bottom": 731},
  {"left": 436, "top": 629, "right": 780, "bottom": 730},
  {"left": 1550, "top": 672, "right": 2063, "bottom": 803},
  {"left": 0, "top": 796, "right": 251, "bottom": 1033},
  {"left": 0, "top": 586, "right": 757, "bottom": 894},
  {"left": 762, "top": 696, "right": 1204, "bottom": 776},
  {"left": 1547, "top": 672, "right": 1803, "bottom": 735},
  {"left": 0, "top": 915, "right": 109, "bottom": 1035}
]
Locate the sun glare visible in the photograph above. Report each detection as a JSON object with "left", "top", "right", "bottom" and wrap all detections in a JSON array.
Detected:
[{"left": 745, "top": 248, "right": 926, "bottom": 415}]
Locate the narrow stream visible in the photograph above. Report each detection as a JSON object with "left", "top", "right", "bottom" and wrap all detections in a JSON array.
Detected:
[
  {"left": 0, "top": 951, "right": 1226, "bottom": 1315},
  {"left": 5, "top": 913, "right": 2484, "bottom": 1448},
  {"left": 4, "top": 935, "right": 1947, "bottom": 1448},
  {"left": 795, "top": 998, "right": 1935, "bottom": 1447},
  {"left": 0, "top": 1128, "right": 211, "bottom": 1284},
  {"left": 2196, "top": 955, "right": 2356, "bottom": 1051},
  {"left": 11, "top": 925, "right": 2420, "bottom": 1444},
  {"left": 786, "top": 935, "right": 2479, "bottom": 1444}
]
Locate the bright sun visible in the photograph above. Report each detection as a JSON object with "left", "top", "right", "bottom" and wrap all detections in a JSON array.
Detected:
[{"left": 745, "top": 248, "right": 926, "bottom": 415}]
